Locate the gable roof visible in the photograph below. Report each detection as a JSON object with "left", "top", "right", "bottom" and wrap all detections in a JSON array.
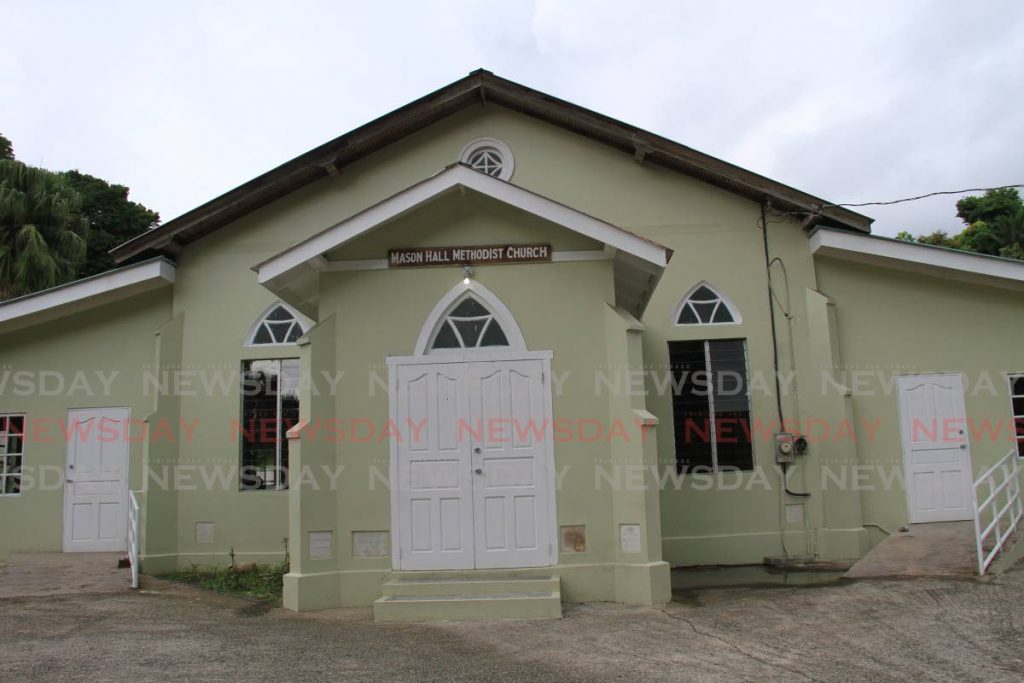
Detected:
[
  {"left": 111, "top": 70, "right": 873, "bottom": 264},
  {"left": 255, "top": 163, "right": 672, "bottom": 319}
]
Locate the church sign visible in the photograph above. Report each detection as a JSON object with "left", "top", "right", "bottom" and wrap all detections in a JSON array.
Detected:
[{"left": 388, "top": 243, "right": 551, "bottom": 268}]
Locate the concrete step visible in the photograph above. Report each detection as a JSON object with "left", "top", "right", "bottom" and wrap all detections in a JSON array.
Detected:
[
  {"left": 382, "top": 575, "right": 559, "bottom": 597},
  {"left": 374, "top": 591, "right": 562, "bottom": 622},
  {"left": 374, "top": 574, "right": 563, "bottom": 622}
]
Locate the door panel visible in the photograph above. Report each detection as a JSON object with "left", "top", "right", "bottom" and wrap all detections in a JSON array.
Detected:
[
  {"left": 63, "top": 408, "right": 130, "bottom": 552},
  {"left": 469, "top": 360, "right": 551, "bottom": 569},
  {"left": 898, "top": 375, "right": 973, "bottom": 523},
  {"left": 395, "top": 364, "right": 474, "bottom": 569}
]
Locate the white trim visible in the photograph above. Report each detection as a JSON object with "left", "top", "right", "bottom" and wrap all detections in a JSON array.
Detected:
[
  {"left": 550, "top": 250, "right": 611, "bottom": 262},
  {"left": 412, "top": 280, "right": 527, "bottom": 356},
  {"left": 255, "top": 164, "right": 670, "bottom": 284},
  {"left": 0, "top": 259, "right": 175, "bottom": 331},
  {"left": 244, "top": 300, "right": 315, "bottom": 347},
  {"left": 459, "top": 137, "right": 515, "bottom": 181},
  {"left": 0, "top": 413, "right": 26, "bottom": 497},
  {"left": 810, "top": 228, "right": 1024, "bottom": 290},
  {"left": 671, "top": 280, "right": 743, "bottom": 326},
  {"left": 323, "top": 258, "right": 389, "bottom": 272},
  {"left": 387, "top": 350, "right": 553, "bottom": 367}
]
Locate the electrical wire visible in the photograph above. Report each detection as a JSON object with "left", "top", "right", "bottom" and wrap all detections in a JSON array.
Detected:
[
  {"left": 760, "top": 202, "right": 805, "bottom": 559},
  {"left": 770, "top": 183, "right": 1024, "bottom": 220},
  {"left": 828, "top": 184, "right": 1024, "bottom": 210}
]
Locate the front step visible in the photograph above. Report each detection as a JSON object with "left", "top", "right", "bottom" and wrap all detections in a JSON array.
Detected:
[{"left": 374, "top": 574, "right": 562, "bottom": 622}]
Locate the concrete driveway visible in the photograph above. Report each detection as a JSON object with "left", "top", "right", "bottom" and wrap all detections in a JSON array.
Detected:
[
  {"left": 0, "top": 553, "right": 128, "bottom": 598},
  {"left": 2, "top": 564, "right": 1024, "bottom": 681}
]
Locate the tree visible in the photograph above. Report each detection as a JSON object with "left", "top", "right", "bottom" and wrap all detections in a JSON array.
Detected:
[
  {"left": 61, "top": 171, "right": 159, "bottom": 278},
  {"left": 0, "top": 160, "right": 89, "bottom": 298},
  {"left": 0, "top": 134, "right": 13, "bottom": 161},
  {"left": 956, "top": 187, "right": 1021, "bottom": 226},
  {"left": 897, "top": 187, "right": 1024, "bottom": 261},
  {"left": 913, "top": 230, "right": 962, "bottom": 250}
]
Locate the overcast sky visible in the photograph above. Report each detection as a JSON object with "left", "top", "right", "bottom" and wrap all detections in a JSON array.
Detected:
[{"left": 3, "top": 1, "right": 1022, "bottom": 236}]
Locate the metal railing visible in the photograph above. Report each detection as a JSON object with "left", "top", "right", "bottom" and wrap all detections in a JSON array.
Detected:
[
  {"left": 128, "top": 490, "right": 141, "bottom": 589},
  {"left": 973, "top": 450, "right": 1023, "bottom": 575}
]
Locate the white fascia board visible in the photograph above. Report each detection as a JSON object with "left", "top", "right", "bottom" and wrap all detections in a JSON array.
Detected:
[
  {"left": 0, "top": 258, "right": 175, "bottom": 328},
  {"left": 255, "top": 164, "right": 669, "bottom": 283},
  {"left": 453, "top": 166, "right": 670, "bottom": 267},
  {"left": 810, "top": 228, "right": 1024, "bottom": 290}
]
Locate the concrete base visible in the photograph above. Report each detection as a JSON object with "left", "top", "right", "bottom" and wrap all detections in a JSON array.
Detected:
[
  {"left": 280, "top": 561, "right": 671, "bottom": 612},
  {"left": 845, "top": 522, "right": 976, "bottom": 579},
  {"left": 140, "top": 551, "right": 287, "bottom": 575},
  {"left": 663, "top": 527, "right": 868, "bottom": 567},
  {"left": 614, "top": 561, "right": 671, "bottom": 605}
]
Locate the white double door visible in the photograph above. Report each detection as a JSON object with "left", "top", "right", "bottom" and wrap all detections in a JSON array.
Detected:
[
  {"left": 897, "top": 374, "right": 973, "bottom": 523},
  {"left": 392, "top": 358, "right": 555, "bottom": 570},
  {"left": 63, "top": 407, "right": 130, "bottom": 552}
]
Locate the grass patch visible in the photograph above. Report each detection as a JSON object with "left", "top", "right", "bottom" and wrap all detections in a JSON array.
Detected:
[{"left": 168, "top": 562, "right": 287, "bottom": 602}]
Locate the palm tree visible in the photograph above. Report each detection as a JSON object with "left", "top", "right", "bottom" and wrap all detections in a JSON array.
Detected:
[{"left": 0, "top": 159, "right": 88, "bottom": 299}]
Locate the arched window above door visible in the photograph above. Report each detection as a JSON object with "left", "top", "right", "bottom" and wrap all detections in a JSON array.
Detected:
[
  {"left": 416, "top": 282, "right": 526, "bottom": 355},
  {"left": 431, "top": 296, "right": 510, "bottom": 350},
  {"left": 673, "top": 282, "right": 742, "bottom": 325}
]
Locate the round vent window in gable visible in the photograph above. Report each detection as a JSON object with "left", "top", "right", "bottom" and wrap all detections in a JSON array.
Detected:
[{"left": 459, "top": 138, "right": 515, "bottom": 181}]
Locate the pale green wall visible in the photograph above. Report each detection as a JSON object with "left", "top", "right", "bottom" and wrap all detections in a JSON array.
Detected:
[
  {"left": 815, "top": 257, "right": 1024, "bottom": 534},
  {"left": 6, "top": 99, "right": 1021, "bottom": 578},
  {"left": 0, "top": 104, "right": 857, "bottom": 569},
  {"left": 0, "top": 289, "right": 172, "bottom": 555}
]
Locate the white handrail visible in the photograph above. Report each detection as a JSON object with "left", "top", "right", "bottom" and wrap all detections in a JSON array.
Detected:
[
  {"left": 973, "top": 450, "right": 1023, "bottom": 574},
  {"left": 128, "top": 490, "right": 140, "bottom": 589}
]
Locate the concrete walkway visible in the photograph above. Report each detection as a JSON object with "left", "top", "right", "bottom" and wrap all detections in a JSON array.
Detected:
[
  {"left": 845, "top": 522, "right": 977, "bottom": 579},
  {"left": 0, "top": 552, "right": 129, "bottom": 598}
]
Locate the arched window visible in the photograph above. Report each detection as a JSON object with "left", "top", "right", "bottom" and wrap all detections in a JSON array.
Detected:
[
  {"left": 246, "top": 303, "right": 309, "bottom": 346},
  {"left": 673, "top": 282, "right": 741, "bottom": 325},
  {"left": 415, "top": 281, "right": 526, "bottom": 355},
  {"left": 431, "top": 296, "right": 509, "bottom": 350}
]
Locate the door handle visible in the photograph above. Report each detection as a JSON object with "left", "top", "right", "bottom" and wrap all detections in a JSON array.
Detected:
[
  {"left": 474, "top": 467, "right": 483, "bottom": 474},
  {"left": 959, "top": 444, "right": 967, "bottom": 450},
  {"left": 474, "top": 447, "right": 481, "bottom": 454}
]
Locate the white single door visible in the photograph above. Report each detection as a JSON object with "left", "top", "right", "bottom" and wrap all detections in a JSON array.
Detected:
[
  {"left": 897, "top": 374, "right": 973, "bottom": 523},
  {"left": 469, "top": 360, "right": 553, "bottom": 568},
  {"left": 63, "top": 407, "right": 130, "bottom": 552},
  {"left": 394, "top": 364, "right": 475, "bottom": 569}
]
